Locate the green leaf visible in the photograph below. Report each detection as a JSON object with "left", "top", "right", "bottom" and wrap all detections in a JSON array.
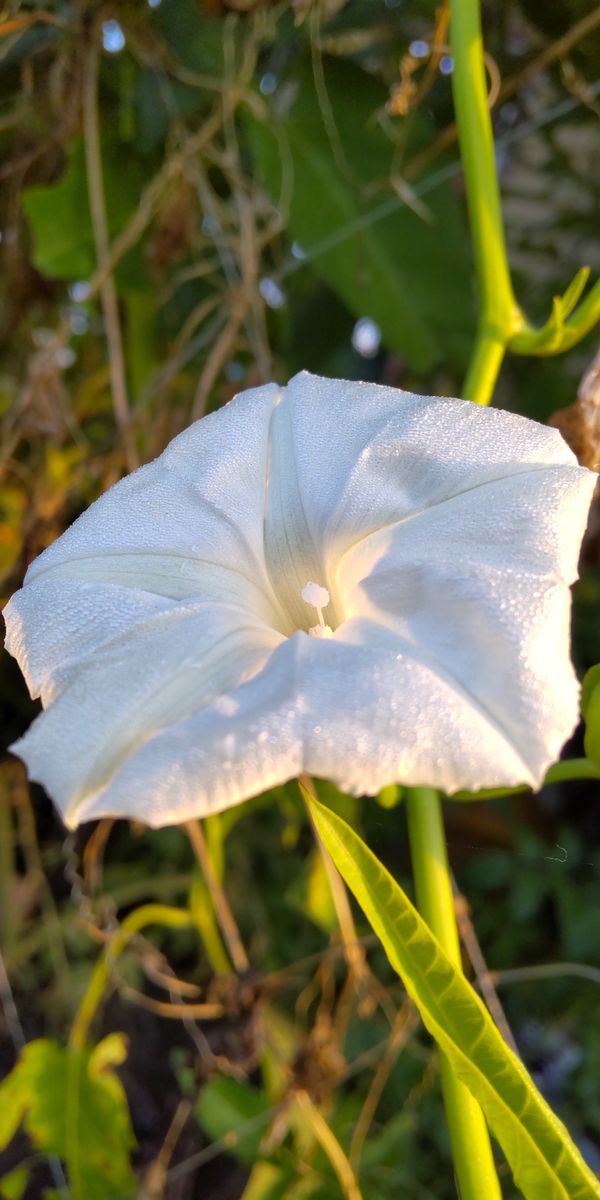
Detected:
[
  {"left": 196, "top": 1076, "right": 272, "bottom": 1166},
  {"left": 509, "top": 273, "right": 600, "bottom": 357},
  {"left": 153, "top": 0, "right": 225, "bottom": 76},
  {"left": 22, "top": 138, "right": 146, "bottom": 287},
  {"left": 0, "top": 1037, "right": 136, "bottom": 1200},
  {"left": 583, "top": 663, "right": 600, "bottom": 768},
  {"left": 306, "top": 794, "right": 600, "bottom": 1200},
  {"left": 22, "top": 142, "right": 94, "bottom": 279},
  {"left": 240, "top": 1162, "right": 291, "bottom": 1200},
  {"left": 583, "top": 680, "right": 600, "bottom": 768},
  {"left": 246, "top": 56, "right": 473, "bottom": 371},
  {"left": 556, "top": 267, "right": 590, "bottom": 321},
  {"left": 286, "top": 846, "right": 338, "bottom": 933},
  {"left": 0, "top": 1167, "right": 28, "bottom": 1200},
  {"left": 0, "top": 1061, "right": 28, "bottom": 1150},
  {"left": 582, "top": 664, "right": 600, "bottom": 720}
]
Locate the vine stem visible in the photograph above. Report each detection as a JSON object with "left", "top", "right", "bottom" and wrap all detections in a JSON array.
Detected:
[
  {"left": 294, "top": 1089, "right": 364, "bottom": 1200},
  {"left": 450, "top": 0, "right": 522, "bottom": 407},
  {"left": 82, "top": 35, "right": 138, "bottom": 471},
  {"left": 414, "top": 8, "right": 516, "bottom": 1187},
  {"left": 69, "top": 903, "right": 195, "bottom": 1053},
  {"left": 450, "top": 0, "right": 515, "bottom": 331},
  {"left": 66, "top": 904, "right": 195, "bottom": 1199},
  {"left": 185, "top": 819, "right": 249, "bottom": 974},
  {"left": 406, "top": 788, "right": 502, "bottom": 1200},
  {"left": 461, "top": 324, "right": 506, "bottom": 407}
]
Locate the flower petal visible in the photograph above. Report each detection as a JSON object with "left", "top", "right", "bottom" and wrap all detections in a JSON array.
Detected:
[
  {"left": 302, "top": 621, "right": 539, "bottom": 794},
  {"left": 335, "top": 464, "right": 595, "bottom": 784},
  {"left": 11, "top": 601, "right": 284, "bottom": 827},
  {"left": 337, "top": 463, "right": 593, "bottom": 599},
  {"left": 22, "top": 381, "right": 286, "bottom": 628},
  {"left": 5, "top": 370, "right": 596, "bottom": 827},
  {"left": 4, "top": 578, "right": 172, "bottom": 704},
  {"left": 37, "top": 634, "right": 305, "bottom": 830},
  {"left": 27, "top": 594, "right": 581, "bottom": 830},
  {"left": 263, "top": 373, "right": 405, "bottom": 628},
  {"left": 275, "top": 372, "right": 581, "bottom": 561}
]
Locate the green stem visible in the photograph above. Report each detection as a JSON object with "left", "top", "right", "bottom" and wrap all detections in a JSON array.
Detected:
[
  {"left": 461, "top": 323, "right": 506, "bottom": 407},
  {"left": 454, "top": 0, "right": 598, "bottom": 394},
  {"left": 70, "top": 903, "right": 194, "bottom": 1052},
  {"left": 406, "top": 788, "right": 502, "bottom": 1200},
  {"left": 82, "top": 34, "right": 138, "bottom": 472},
  {"left": 294, "top": 1089, "right": 364, "bottom": 1200},
  {"left": 450, "top": 0, "right": 517, "bottom": 336},
  {"left": 66, "top": 904, "right": 194, "bottom": 1200},
  {"left": 189, "top": 871, "right": 232, "bottom": 976},
  {"left": 450, "top": 0, "right": 525, "bottom": 406}
]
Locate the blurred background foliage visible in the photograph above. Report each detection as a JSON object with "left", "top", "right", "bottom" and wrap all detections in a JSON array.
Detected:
[{"left": 0, "top": 1, "right": 599, "bottom": 1197}]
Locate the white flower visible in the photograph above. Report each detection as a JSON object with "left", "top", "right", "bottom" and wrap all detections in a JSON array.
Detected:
[{"left": 3, "top": 372, "right": 596, "bottom": 829}]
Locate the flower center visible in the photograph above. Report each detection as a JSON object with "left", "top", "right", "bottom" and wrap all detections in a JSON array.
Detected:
[{"left": 301, "top": 581, "right": 333, "bottom": 639}]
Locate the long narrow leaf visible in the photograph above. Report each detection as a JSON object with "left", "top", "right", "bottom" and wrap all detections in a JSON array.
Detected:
[{"left": 307, "top": 794, "right": 600, "bottom": 1200}]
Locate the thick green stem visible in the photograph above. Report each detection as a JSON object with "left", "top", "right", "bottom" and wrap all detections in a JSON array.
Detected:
[
  {"left": 461, "top": 323, "right": 506, "bottom": 407},
  {"left": 450, "top": 0, "right": 523, "bottom": 406},
  {"left": 450, "top": 0, "right": 517, "bottom": 336},
  {"left": 406, "top": 788, "right": 502, "bottom": 1200}
]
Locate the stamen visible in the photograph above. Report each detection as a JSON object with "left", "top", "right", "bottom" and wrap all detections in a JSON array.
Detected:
[{"left": 301, "top": 581, "right": 333, "bottom": 638}]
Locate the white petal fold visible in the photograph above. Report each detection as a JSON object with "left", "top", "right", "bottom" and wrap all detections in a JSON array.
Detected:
[
  {"left": 24, "top": 381, "right": 287, "bottom": 629},
  {"left": 12, "top": 601, "right": 283, "bottom": 827},
  {"left": 4, "top": 370, "right": 596, "bottom": 828}
]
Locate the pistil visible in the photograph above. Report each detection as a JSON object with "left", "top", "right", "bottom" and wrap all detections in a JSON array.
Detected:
[{"left": 301, "top": 581, "right": 333, "bottom": 638}]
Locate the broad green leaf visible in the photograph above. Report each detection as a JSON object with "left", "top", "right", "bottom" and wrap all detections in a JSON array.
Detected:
[
  {"left": 246, "top": 56, "right": 473, "bottom": 372},
  {"left": 582, "top": 664, "right": 600, "bottom": 720},
  {"left": 23, "top": 141, "right": 94, "bottom": 279},
  {"left": 196, "top": 1076, "right": 272, "bottom": 1166},
  {"left": 0, "top": 1037, "right": 136, "bottom": 1200},
  {"left": 583, "top": 681, "right": 600, "bottom": 768},
  {"left": 306, "top": 794, "right": 600, "bottom": 1200},
  {"left": 133, "top": 0, "right": 226, "bottom": 152},
  {"left": 153, "top": 0, "right": 225, "bottom": 76},
  {"left": 22, "top": 138, "right": 146, "bottom": 287}
]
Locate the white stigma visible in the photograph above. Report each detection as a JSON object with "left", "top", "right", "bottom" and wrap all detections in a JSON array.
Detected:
[{"left": 301, "top": 581, "right": 333, "bottom": 638}]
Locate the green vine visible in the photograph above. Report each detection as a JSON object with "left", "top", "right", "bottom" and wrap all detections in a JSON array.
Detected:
[{"left": 404, "top": 0, "right": 600, "bottom": 1192}]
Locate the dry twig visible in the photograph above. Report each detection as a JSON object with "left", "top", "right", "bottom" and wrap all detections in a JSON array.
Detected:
[
  {"left": 82, "top": 36, "right": 138, "bottom": 471},
  {"left": 185, "top": 819, "right": 250, "bottom": 974}
]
